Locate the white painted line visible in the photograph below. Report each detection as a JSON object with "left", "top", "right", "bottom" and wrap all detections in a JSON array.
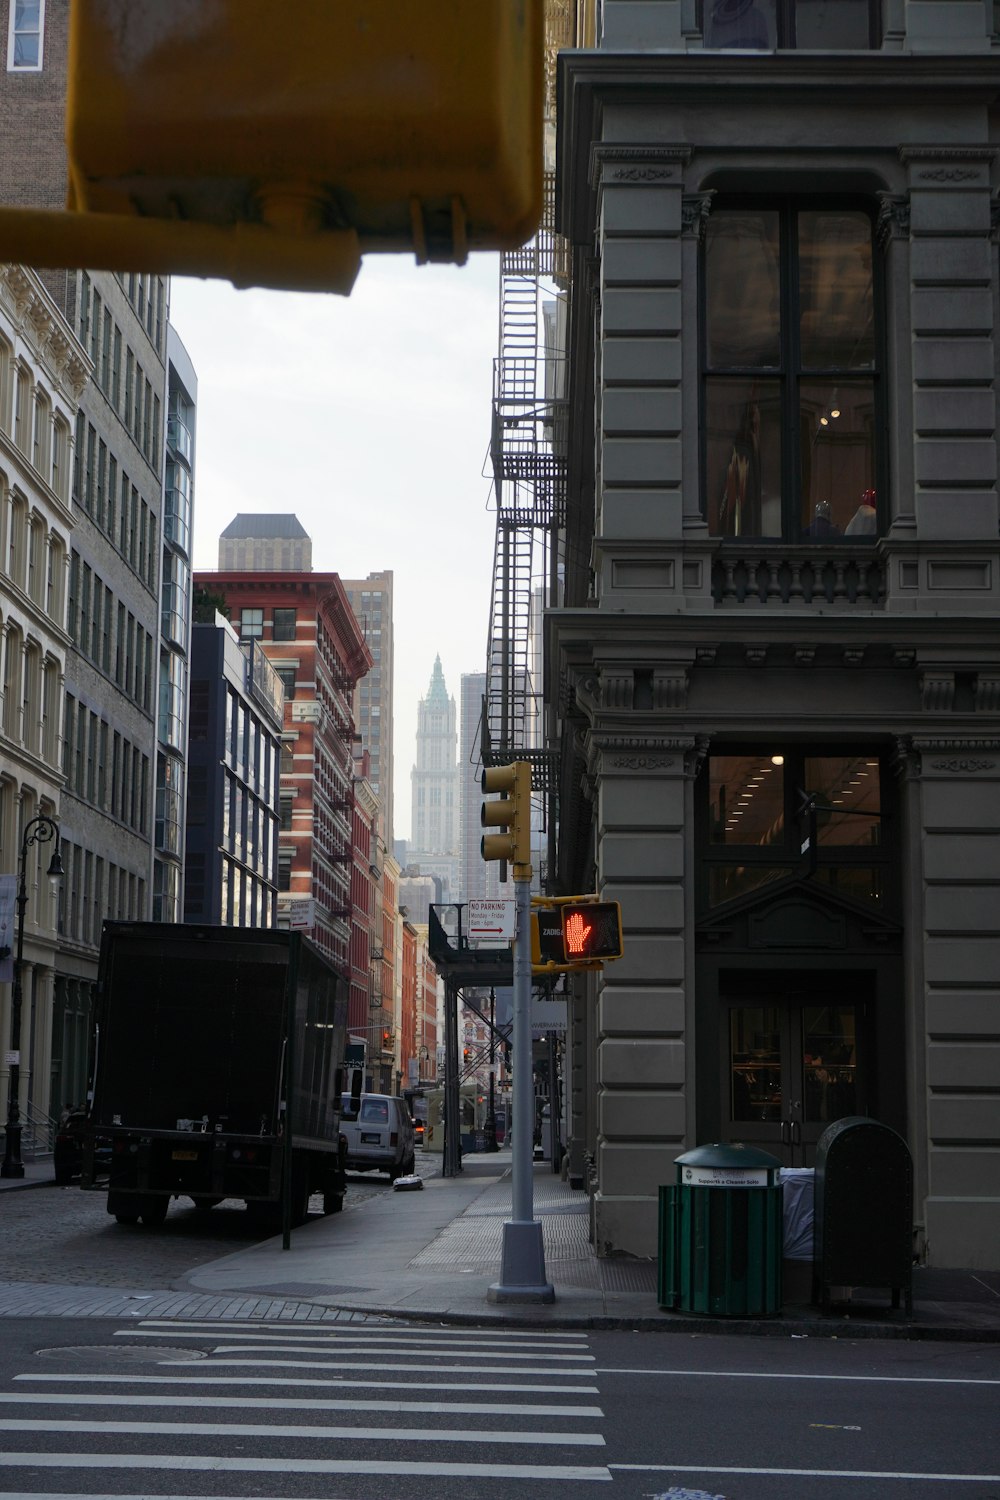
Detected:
[
  {"left": 0, "top": 1393, "right": 605, "bottom": 1418},
  {"left": 130, "top": 1326, "right": 590, "bottom": 1350},
  {"left": 597, "top": 1367, "right": 1000, "bottom": 1388},
  {"left": 0, "top": 1454, "right": 613, "bottom": 1481},
  {"left": 165, "top": 1357, "right": 597, "bottom": 1377},
  {"left": 16, "top": 1373, "right": 600, "bottom": 1395},
  {"left": 116, "top": 1331, "right": 594, "bottom": 1360},
  {"left": 0, "top": 1418, "right": 604, "bottom": 1446},
  {"left": 612, "top": 1464, "right": 1000, "bottom": 1484}
]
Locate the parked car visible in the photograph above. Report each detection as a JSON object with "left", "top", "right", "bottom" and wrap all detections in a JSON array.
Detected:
[
  {"left": 340, "top": 1093, "right": 415, "bottom": 1181},
  {"left": 53, "top": 1110, "right": 111, "bottom": 1185}
]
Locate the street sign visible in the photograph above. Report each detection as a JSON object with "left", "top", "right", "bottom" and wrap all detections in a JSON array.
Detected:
[
  {"left": 284, "top": 898, "right": 315, "bottom": 931},
  {"left": 467, "top": 898, "right": 514, "bottom": 946}
]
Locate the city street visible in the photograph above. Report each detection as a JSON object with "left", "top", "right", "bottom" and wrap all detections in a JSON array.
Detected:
[
  {"left": 0, "top": 1315, "right": 997, "bottom": 1498},
  {"left": 0, "top": 1163, "right": 433, "bottom": 1291}
]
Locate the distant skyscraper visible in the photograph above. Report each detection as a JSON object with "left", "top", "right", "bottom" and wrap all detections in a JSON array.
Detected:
[
  {"left": 341, "top": 571, "right": 394, "bottom": 851},
  {"left": 408, "top": 657, "right": 459, "bottom": 901},
  {"left": 218, "top": 513, "right": 312, "bottom": 572}
]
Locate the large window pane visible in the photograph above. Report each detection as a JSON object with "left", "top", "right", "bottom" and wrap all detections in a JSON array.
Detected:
[
  {"left": 794, "top": 0, "right": 873, "bottom": 48},
  {"left": 705, "top": 0, "right": 776, "bottom": 48},
  {"left": 710, "top": 754, "right": 786, "bottom": 845},
  {"left": 706, "top": 211, "right": 781, "bottom": 368},
  {"left": 706, "top": 378, "right": 782, "bottom": 537},
  {"left": 799, "top": 380, "right": 876, "bottom": 536},
  {"left": 804, "top": 756, "right": 881, "bottom": 846},
  {"left": 798, "top": 212, "right": 874, "bottom": 370},
  {"left": 730, "top": 1007, "right": 782, "bottom": 1123}
]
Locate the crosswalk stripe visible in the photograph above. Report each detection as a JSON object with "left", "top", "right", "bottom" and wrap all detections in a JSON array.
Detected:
[
  {"left": 128, "top": 1326, "right": 590, "bottom": 1350},
  {"left": 166, "top": 1357, "right": 596, "bottom": 1376},
  {"left": 0, "top": 1417, "right": 605, "bottom": 1445},
  {"left": 17, "top": 1373, "right": 600, "bottom": 1395},
  {"left": 116, "top": 1330, "right": 594, "bottom": 1360},
  {"left": 0, "top": 1453, "right": 613, "bottom": 1481},
  {"left": 0, "top": 1392, "right": 604, "bottom": 1418}
]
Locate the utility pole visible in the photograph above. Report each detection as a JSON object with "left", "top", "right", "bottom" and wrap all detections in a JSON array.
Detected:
[{"left": 481, "top": 760, "right": 553, "bottom": 1304}]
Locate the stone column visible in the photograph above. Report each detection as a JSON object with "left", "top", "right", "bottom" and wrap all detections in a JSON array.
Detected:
[
  {"left": 587, "top": 729, "right": 694, "bottom": 1258},
  {"left": 591, "top": 144, "right": 691, "bottom": 611},
  {"left": 908, "top": 736, "right": 1000, "bottom": 1269}
]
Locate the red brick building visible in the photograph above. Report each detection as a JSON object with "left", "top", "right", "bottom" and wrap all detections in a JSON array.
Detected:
[{"left": 195, "top": 571, "right": 371, "bottom": 976}]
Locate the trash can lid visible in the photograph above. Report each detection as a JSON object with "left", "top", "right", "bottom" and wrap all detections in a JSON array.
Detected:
[{"left": 675, "top": 1142, "right": 783, "bottom": 1171}]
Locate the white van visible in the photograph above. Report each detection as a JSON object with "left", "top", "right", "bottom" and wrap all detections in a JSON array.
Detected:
[{"left": 340, "top": 1093, "right": 415, "bottom": 1181}]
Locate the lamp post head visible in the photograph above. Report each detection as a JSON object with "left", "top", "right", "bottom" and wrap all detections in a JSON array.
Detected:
[{"left": 46, "top": 849, "right": 64, "bottom": 879}]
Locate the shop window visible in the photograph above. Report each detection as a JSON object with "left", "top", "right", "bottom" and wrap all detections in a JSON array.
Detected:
[
  {"left": 704, "top": 202, "right": 880, "bottom": 541},
  {"left": 702, "top": 748, "right": 888, "bottom": 909},
  {"left": 701, "top": 0, "right": 878, "bottom": 49}
]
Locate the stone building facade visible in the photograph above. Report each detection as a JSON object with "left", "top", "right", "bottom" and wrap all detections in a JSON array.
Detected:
[{"left": 550, "top": 0, "right": 1000, "bottom": 1269}]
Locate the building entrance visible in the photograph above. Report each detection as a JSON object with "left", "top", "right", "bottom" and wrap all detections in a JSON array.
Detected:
[{"left": 722, "top": 975, "right": 872, "bottom": 1166}]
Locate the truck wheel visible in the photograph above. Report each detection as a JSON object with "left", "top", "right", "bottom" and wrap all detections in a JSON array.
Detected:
[
  {"left": 191, "top": 1197, "right": 223, "bottom": 1213},
  {"left": 139, "top": 1197, "right": 169, "bottom": 1227},
  {"left": 323, "top": 1187, "right": 344, "bottom": 1214},
  {"left": 54, "top": 1166, "right": 74, "bottom": 1186},
  {"left": 114, "top": 1212, "right": 140, "bottom": 1225}
]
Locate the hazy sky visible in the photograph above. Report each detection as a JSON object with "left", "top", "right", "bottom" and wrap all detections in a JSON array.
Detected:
[{"left": 169, "top": 252, "right": 501, "bottom": 843}]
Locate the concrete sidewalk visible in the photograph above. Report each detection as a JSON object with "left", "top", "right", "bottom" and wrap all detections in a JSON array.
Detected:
[
  {"left": 4, "top": 1151, "right": 999, "bottom": 1338},
  {"left": 183, "top": 1151, "right": 1000, "bottom": 1339}
]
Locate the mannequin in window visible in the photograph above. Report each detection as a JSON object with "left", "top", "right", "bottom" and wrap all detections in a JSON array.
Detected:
[
  {"left": 845, "top": 488, "right": 877, "bottom": 536},
  {"left": 719, "top": 399, "right": 762, "bottom": 537},
  {"left": 803, "top": 499, "right": 841, "bottom": 539},
  {"left": 707, "top": 0, "right": 770, "bottom": 48}
]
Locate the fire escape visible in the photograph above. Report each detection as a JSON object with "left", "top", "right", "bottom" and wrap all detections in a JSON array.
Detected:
[{"left": 483, "top": 5, "right": 573, "bottom": 870}]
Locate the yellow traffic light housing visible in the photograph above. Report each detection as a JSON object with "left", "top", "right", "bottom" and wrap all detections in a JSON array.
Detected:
[
  {"left": 0, "top": 0, "right": 543, "bottom": 294},
  {"left": 481, "top": 761, "right": 532, "bottom": 878}
]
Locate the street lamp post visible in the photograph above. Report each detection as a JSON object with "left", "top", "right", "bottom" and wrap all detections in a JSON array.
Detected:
[{"left": 1, "top": 814, "right": 63, "bottom": 1179}]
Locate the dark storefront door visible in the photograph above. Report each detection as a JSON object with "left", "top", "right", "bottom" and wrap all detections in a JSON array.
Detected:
[{"left": 722, "top": 981, "right": 870, "bottom": 1167}]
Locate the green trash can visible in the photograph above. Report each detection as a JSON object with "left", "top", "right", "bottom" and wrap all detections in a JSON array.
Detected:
[{"left": 658, "top": 1142, "right": 784, "bottom": 1316}]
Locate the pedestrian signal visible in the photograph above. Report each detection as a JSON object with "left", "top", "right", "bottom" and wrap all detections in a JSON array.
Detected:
[{"left": 561, "top": 902, "right": 623, "bottom": 962}]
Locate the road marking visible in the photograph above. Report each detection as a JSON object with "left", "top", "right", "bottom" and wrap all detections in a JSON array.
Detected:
[
  {"left": 0, "top": 1453, "right": 613, "bottom": 1481},
  {"left": 164, "top": 1357, "right": 597, "bottom": 1376},
  {"left": 597, "top": 1367, "right": 1000, "bottom": 1387},
  {"left": 116, "top": 1331, "right": 594, "bottom": 1361},
  {"left": 0, "top": 1418, "right": 605, "bottom": 1446},
  {"left": 17, "top": 1373, "right": 601, "bottom": 1395},
  {"left": 613, "top": 1464, "right": 1000, "bottom": 1484},
  {"left": 0, "top": 1392, "right": 605, "bottom": 1418},
  {"left": 128, "top": 1326, "right": 590, "bottom": 1350}
]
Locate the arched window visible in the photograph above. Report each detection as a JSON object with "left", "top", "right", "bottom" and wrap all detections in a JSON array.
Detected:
[
  {"left": 13, "top": 364, "right": 31, "bottom": 454},
  {"left": 32, "top": 390, "right": 52, "bottom": 478},
  {"left": 21, "top": 638, "right": 41, "bottom": 754},
  {"left": 51, "top": 414, "right": 70, "bottom": 501},
  {"left": 6, "top": 491, "right": 28, "bottom": 587}
]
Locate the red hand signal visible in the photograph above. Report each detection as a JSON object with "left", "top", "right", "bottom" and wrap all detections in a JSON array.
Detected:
[{"left": 564, "top": 911, "right": 592, "bottom": 956}]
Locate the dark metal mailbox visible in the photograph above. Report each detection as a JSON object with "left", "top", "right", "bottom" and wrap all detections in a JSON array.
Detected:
[{"left": 813, "top": 1116, "right": 912, "bottom": 1315}]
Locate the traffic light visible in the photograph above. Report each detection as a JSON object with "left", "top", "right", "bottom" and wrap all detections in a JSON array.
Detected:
[
  {"left": 0, "top": 1, "right": 543, "bottom": 295},
  {"left": 561, "top": 902, "right": 624, "bottom": 962},
  {"left": 481, "top": 761, "right": 532, "bottom": 875},
  {"left": 381, "top": 1027, "right": 393, "bottom": 1051}
]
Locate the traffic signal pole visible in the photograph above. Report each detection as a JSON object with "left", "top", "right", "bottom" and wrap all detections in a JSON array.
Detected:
[{"left": 482, "top": 760, "right": 553, "bottom": 1305}]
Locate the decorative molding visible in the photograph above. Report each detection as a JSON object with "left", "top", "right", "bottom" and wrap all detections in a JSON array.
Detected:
[
  {"left": 893, "top": 649, "right": 916, "bottom": 668},
  {"left": 920, "top": 671, "right": 955, "bottom": 713},
  {"left": 927, "top": 757, "right": 997, "bottom": 774},
  {"left": 794, "top": 646, "right": 816, "bottom": 667},
  {"left": 974, "top": 674, "right": 1000, "bottom": 713},
  {"left": 685, "top": 735, "right": 711, "bottom": 781},
  {"left": 695, "top": 646, "right": 717, "bottom": 667},
  {"left": 876, "top": 193, "right": 910, "bottom": 251},
  {"left": 590, "top": 143, "right": 692, "bottom": 191},
  {"left": 842, "top": 648, "right": 865, "bottom": 667},
  {"left": 900, "top": 146, "right": 996, "bottom": 165},
  {"left": 916, "top": 167, "right": 982, "bottom": 182},
  {"left": 745, "top": 647, "right": 767, "bottom": 667},
  {"left": 602, "top": 670, "right": 634, "bottom": 712},
  {"left": 681, "top": 191, "right": 716, "bottom": 241},
  {"left": 652, "top": 667, "right": 689, "bottom": 712}
]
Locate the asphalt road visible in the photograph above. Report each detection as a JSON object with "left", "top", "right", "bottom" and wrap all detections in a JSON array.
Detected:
[
  {"left": 0, "top": 1159, "right": 435, "bottom": 1291},
  {"left": 0, "top": 1317, "right": 997, "bottom": 1499}
]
